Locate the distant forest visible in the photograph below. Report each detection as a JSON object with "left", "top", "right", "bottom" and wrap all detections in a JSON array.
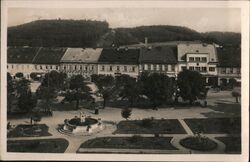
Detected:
[{"left": 8, "top": 19, "right": 241, "bottom": 47}]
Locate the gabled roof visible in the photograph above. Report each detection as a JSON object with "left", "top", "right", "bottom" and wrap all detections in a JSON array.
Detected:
[
  {"left": 32, "top": 47, "right": 66, "bottom": 64},
  {"left": 7, "top": 47, "right": 39, "bottom": 64},
  {"left": 139, "top": 46, "right": 177, "bottom": 64},
  {"left": 217, "top": 46, "right": 241, "bottom": 67},
  {"left": 61, "top": 48, "right": 102, "bottom": 63},
  {"left": 98, "top": 48, "right": 140, "bottom": 64}
]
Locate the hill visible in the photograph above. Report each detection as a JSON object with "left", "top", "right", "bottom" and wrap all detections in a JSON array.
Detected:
[{"left": 7, "top": 19, "right": 241, "bottom": 47}]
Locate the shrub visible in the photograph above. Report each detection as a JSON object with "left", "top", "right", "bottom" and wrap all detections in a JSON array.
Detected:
[
  {"left": 15, "top": 72, "right": 24, "bottom": 78},
  {"left": 128, "top": 135, "right": 141, "bottom": 143},
  {"left": 141, "top": 118, "right": 152, "bottom": 128},
  {"left": 121, "top": 108, "right": 132, "bottom": 120}
]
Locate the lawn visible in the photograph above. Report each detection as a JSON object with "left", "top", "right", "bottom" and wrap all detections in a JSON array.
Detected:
[
  {"left": 78, "top": 136, "right": 178, "bottom": 150},
  {"left": 7, "top": 124, "right": 52, "bottom": 137},
  {"left": 215, "top": 136, "right": 241, "bottom": 154},
  {"left": 114, "top": 119, "right": 186, "bottom": 134},
  {"left": 7, "top": 138, "right": 69, "bottom": 153},
  {"left": 202, "top": 102, "right": 241, "bottom": 118},
  {"left": 184, "top": 117, "right": 241, "bottom": 134}
]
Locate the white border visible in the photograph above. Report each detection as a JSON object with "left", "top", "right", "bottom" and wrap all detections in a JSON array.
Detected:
[{"left": 1, "top": 1, "right": 249, "bottom": 161}]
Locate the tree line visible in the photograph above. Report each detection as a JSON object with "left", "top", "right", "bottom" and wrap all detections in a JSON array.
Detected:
[{"left": 7, "top": 19, "right": 240, "bottom": 47}]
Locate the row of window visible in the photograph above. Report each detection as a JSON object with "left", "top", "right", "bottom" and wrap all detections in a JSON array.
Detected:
[
  {"left": 62, "top": 65, "right": 94, "bottom": 71},
  {"left": 100, "top": 65, "right": 136, "bottom": 72},
  {"left": 189, "top": 57, "right": 207, "bottom": 62},
  {"left": 7, "top": 64, "right": 30, "bottom": 70},
  {"left": 181, "top": 66, "right": 216, "bottom": 72},
  {"left": 142, "top": 64, "right": 175, "bottom": 72},
  {"left": 34, "top": 65, "right": 59, "bottom": 70},
  {"left": 220, "top": 68, "right": 240, "bottom": 74}
]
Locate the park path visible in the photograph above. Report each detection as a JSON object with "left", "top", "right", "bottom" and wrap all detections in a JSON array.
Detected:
[{"left": 8, "top": 90, "right": 236, "bottom": 154}]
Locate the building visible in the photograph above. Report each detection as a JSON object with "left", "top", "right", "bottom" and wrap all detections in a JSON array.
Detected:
[
  {"left": 7, "top": 47, "right": 40, "bottom": 79},
  {"left": 32, "top": 47, "right": 66, "bottom": 73},
  {"left": 139, "top": 46, "right": 177, "bottom": 77},
  {"left": 217, "top": 46, "right": 241, "bottom": 87},
  {"left": 177, "top": 42, "right": 218, "bottom": 84},
  {"left": 60, "top": 48, "right": 102, "bottom": 79},
  {"left": 98, "top": 48, "right": 140, "bottom": 78}
]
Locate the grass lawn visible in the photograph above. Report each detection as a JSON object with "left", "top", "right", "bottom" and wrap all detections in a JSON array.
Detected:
[
  {"left": 215, "top": 136, "right": 241, "bottom": 154},
  {"left": 7, "top": 124, "right": 52, "bottom": 137},
  {"left": 78, "top": 136, "right": 177, "bottom": 150},
  {"left": 202, "top": 102, "right": 241, "bottom": 118},
  {"left": 184, "top": 117, "right": 241, "bottom": 134},
  {"left": 114, "top": 119, "right": 186, "bottom": 134},
  {"left": 7, "top": 138, "right": 69, "bottom": 153}
]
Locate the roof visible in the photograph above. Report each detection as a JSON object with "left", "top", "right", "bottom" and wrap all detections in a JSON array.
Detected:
[
  {"left": 7, "top": 47, "right": 39, "bottom": 63},
  {"left": 139, "top": 46, "right": 177, "bottom": 64},
  {"left": 32, "top": 47, "right": 66, "bottom": 64},
  {"left": 217, "top": 47, "right": 241, "bottom": 67},
  {"left": 98, "top": 48, "right": 140, "bottom": 64},
  {"left": 177, "top": 43, "right": 217, "bottom": 62},
  {"left": 61, "top": 48, "right": 102, "bottom": 63}
]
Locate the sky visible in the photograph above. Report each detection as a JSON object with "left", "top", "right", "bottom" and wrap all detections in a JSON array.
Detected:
[{"left": 8, "top": 8, "right": 241, "bottom": 33}]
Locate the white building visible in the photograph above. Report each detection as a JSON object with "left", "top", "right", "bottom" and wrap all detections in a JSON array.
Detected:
[
  {"left": 60, "top": 48, "right": 102, "bottom": 79},
  {"left": 97, "top": 48, "right": 140, "bottom": 78}
]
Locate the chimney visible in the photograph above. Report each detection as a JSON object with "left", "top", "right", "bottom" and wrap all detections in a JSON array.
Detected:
[{"left": 145, "top": 37, "right": 148, "bottom": 46}]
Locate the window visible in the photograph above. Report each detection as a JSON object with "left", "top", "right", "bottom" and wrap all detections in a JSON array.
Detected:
[
  {"left": 153, "top": 64, "right": 156, "bottom": 71},
  {"left": 132, "top": 66, "right": 135, "bottom": 72},
  {"left": 237, "top": 68, "right": 240, "bottom": 74},
  {"left": 189, "top": 57, "right": 194, "bottom": 62},
  {"left": 143, "top": 64, "right": 147, "bottom": 70},
  {"left": 189, "top": 66, "right": 194, "bottom": 70},
  {"left": 109, "top": 66, "right": 113, "bottom": 71},
  {"left": 159, "top": 65, "right": 163, "bottom": 71},
  {"left": 124, "top": 66, "right": 127, "bottom": 72},
  {"left": 56, "top": 66, "right": 58, "bottom": 70},
  {"left": 117, "top": 66, "right": 120, "bottom": 71},
  {"left": 12, "top": 65, "right": 14, "bottom": 69},
  {"left": 7, "top": 65, "right": 8, "bottom": 69},
  {"left": 196, "top": 50, "right": 199, "bottom": 53},
  {"left": 45, "top": 65, "right": 48, "bottom": 69},
  {"left": 64, "top": 66, "right": 66, "bottom": 70},
  {"left": 181, "top": 66, "right": 187, "bottom": 71},
  {"left": 171, "top": 65, "right": 175, "bottom": 71},
  {"left": 209, "top": 67, "right": 215, "bottom": 72},
  {"left": 195, "top": 57, "right": 200, "bottom": 62},
  {"left": 91, "top": 66, "right": 94, "bottom": 70},
  {"left": 80, "top": 65, "right": 82, "bottom": 70},
  {"left": 40, "top": 65, "right": 43, "bottom": 70},
  {"left": 221, "top": 68, "right": 226, "bottom": 74},
  {"left": 85, "top": 66, "right": 88, "bottom": 71},
  {"left": 35, "top": 65, "right": 37, "bottom": 70},
  {"left": 75, "top": 65, "right": 77, "bottom": 70},
  {"left": 201, "top": 57, "right": 207, "bottom": 62},
  {"left": 148, "top": 64, "right": 151, "bottom": 70},
  {"left": 201, "top": 67, "right": 207, "bottom": 72},
  {"left": 101, "top": 65, "right": 105, "bottom": 71},
  {"left": 195, "top": 67, "right": 200, "bottom": 71},
  {"left": 230, "top": 68, "right": 234, "bottom": 74}
]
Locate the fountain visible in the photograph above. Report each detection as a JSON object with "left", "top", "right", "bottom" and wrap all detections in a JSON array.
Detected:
[{"left": 60, "top": 112, "right": 104, "bottom": 135}]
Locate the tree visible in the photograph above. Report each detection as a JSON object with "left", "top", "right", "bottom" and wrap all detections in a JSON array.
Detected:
[
  {"left": 18, "top": 90, "right": 37, "bottom": 112},
  {"left": 7, "top": 73, "right": 14, "bottom": 113},
  {"left": 117, "top": 75, "right": 141, "bottom": 107},
  {"left": 91, "top": 74, "right": 115, "bottom": 108},
  {"left": 36, "top": 86, "right": 56, "bottom": 112},
  {"left": 177, "top": 70, "right": 206, "bottom": 104},
  {"left": 139, "top": 72, "right": 174, "bottom": 108},
  {"left": 69, "top": 75, "right": 92, "bottom": 109},
  {"left": 121, "top": 108, "right": 132, "bottom": 120},
  {"left": 41, "top": 71, "right": 67, "bottom": 90},
  {"left": 15, "top": 78, "right": 31, "bottom": 97},
  {"left": 15, "top": 72, "right": 24, "bottom": 78}
]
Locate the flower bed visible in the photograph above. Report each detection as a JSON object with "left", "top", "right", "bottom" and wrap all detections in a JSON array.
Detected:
[{"left": 180, "top": 136, "right": 217, "bottom": 151}]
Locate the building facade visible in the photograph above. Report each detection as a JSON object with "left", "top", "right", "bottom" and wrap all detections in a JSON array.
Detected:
[
  {"left": 97, "top": 48, "right": 140, "bottom": 78},
  {"left": 60, "top": 48, "right": 102, "bottom": 79},
  {"left": 139, "top": 46, "right": 177, "bottom": 78}
]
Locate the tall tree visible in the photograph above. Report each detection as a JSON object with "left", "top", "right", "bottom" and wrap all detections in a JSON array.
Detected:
[
  {"left": 15, "top": 78, "right": 31, "bottom": 97},
  {"left": 36, "top": 86, "right": 56, "bottom": 112},
  {"left": 91, "top": 74, "right": 115, "bottom": 108},
  {"left": 139, "top": 72, "right": 174, "bottom": 108},
  {"left": 7, "top": 73, "right": 14, "bottom": 113},
  {"left": 18, "top": 90, "right": 37, "bottom": 112},
  {"left": 177, "top": 70, "right": 206, "bottom": 104},
  {"left": 41, "top": 70, "right": 67, "bottom": 90},
  {"left": 69, "top": 75, "right": 91, "bottom": 109}
]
